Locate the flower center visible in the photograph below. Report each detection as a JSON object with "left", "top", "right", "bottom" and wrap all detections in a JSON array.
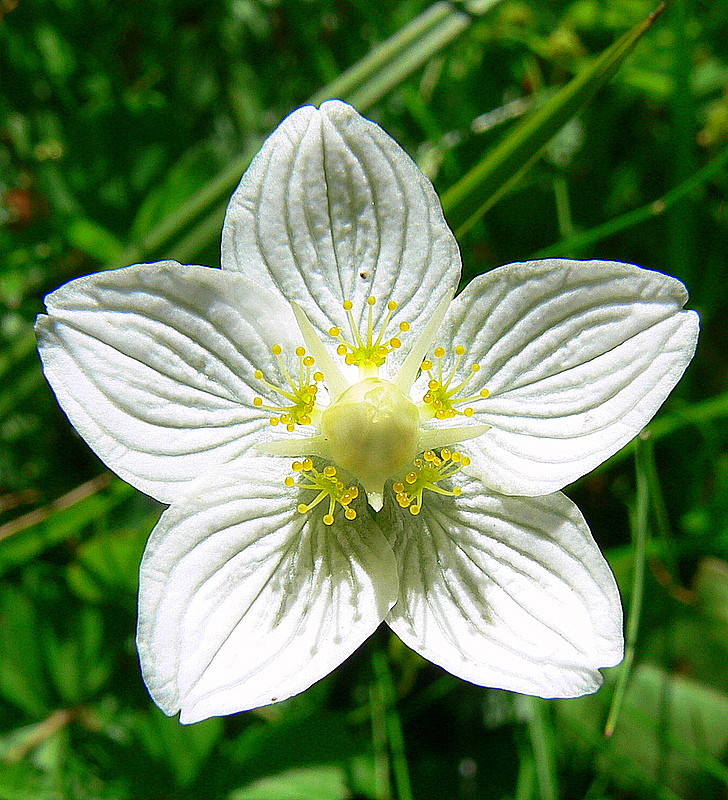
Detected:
[
  {"left": 320, "top": 377, "right": 419, "bottom": 498},
  {"left": 329, "top": 296, "right": 410, "bottom": 371},
  {"left": 421, "top": 345, "right": 490, "bottom": 420},
  {"left": 286, "top": 459, "right": 359, "bottom": 525},
  {"left": 254, "top": 345, "right": 323, "bottom": 431},
  {"left": 393, "top": 448, "right": 470, "bottom": 515}
]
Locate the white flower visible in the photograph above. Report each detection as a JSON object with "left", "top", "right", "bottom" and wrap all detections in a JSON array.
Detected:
[{"left": 36, "top": 101, "right": 699, "bottom": 724}]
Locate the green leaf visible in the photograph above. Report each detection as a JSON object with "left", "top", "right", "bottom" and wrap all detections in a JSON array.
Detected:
[
  {"left": 131, "top": 706, "right": 224, "bottom": 787},
  {"left": 0, "top": 477, "right": 136, "bottom": 577},
  {"left": 0, "top": 587, "right": 54, "bottom": 716},
  {"left": 0, "top": 760, "right": 56, "bottom": 800},
  {"left": 65, "top": 218, "right": 125, "bottom": 263},
  {"left": 231, "top": 766, "right": 349, "bottom": 800},
  {"left": 230, "top": 712, "right": 362, "bottom": 785},
  {"left": 109, "top": 1, "right": 503, "bottom": 270},
  {"left": 67, "top": 519, "right": 153, "bottom": 603},
  {"left": 441, "top": 4, "right": 666, "bottom": 236}
]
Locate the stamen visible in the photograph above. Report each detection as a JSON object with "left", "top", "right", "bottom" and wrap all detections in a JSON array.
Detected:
[
  {"left": 393, "top": 449, "right": 469, "bottom": 516},
  {"left": 329, "top": 296, "right": 409, "bottom": 371},
  {"left": 287, "top": 459, "right": 359, "bottom": 525},
  {"left": 253, "top": 345, "right": 323, "bottom": 431},
  {"left": 421, "top": 345, "right": 490, "bottom": 420}
]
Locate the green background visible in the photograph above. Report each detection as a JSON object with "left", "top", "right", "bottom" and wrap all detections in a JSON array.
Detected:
[{"left": 1, "top": 1, "right": 727, "bottom": 798}]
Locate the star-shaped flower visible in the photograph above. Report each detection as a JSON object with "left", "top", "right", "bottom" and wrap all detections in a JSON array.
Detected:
[{"left": 36, "top": 101, "right": 698, "bottom": 724}]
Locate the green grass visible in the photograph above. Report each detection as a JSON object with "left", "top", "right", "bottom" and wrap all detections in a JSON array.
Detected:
[{"left": 2, "top": 1, "right": 727, "bottom": 798}]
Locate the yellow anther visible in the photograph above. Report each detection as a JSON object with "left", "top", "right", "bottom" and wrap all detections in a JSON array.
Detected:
[
  {"left": 295, "top": 346, "right": 306, "bottom": 357},
  {"left": 329, "top": 296, "right": 410, "bottom": 370},
  {"left": 393, "top": 449, "right": 469, "bottom": 516},
  {"left": 421, "top": 345, "right": 490, "bottom": 420},
  {"left": 272, "top": 344, "right": 282, "bottom": 355},
  {"left": 287, "top": 459, "right": 359, "bottom": 526}
]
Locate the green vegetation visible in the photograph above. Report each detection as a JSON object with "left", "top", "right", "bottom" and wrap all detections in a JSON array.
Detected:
[{"left": 2, "top": 0, "right": 727, "bottom": 797}]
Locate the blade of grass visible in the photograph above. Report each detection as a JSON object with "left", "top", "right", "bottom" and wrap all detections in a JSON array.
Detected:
[
  {"left": 0, "top": 475, "right": 135, "bottom": 575},
  {"left": 604, "top": 435, "right": 651, "bottom": 737},
  {"left": 524, "top": 697, "right": 558, "bottom": 800},
  {"left": 591, "top": 389, "right": 728, "bottom": 476},
  {"left": 344, "top": 9, "right": 471, "bottom": 110},
  {"left": 308, "top": 1, "right": 464, "bottom": 107},
  {"left": 371, "top": 649, "right": 413, "bottom": 800},
  {"left": 533, "top": 142, "right": 728, "bottom": 258},
  {"left": 441, "top": 4, "right": 666, "bottom": 237},
  {"left": 112, "top": 1, "right": 491, "bottom": 270}
]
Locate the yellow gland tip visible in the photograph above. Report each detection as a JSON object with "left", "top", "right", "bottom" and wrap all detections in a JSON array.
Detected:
[
  {"left": 252, "top": 342, "right": 323, "bottom": 431},
  {"left": 330, "top": 295, "right": 411, "bottom": 370},
  {"left": 421, "top": 345, "right": 491, "bottom": 420}
]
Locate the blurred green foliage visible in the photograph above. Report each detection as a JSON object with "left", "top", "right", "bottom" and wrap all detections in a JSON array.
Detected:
[{"left": 1, "top": 0, "right": 728, "bottom": 798}]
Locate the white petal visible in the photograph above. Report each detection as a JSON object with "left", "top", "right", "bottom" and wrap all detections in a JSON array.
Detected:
[
  {"left": 382, "top": 474, "right": 623, "bottom": 698},
  {"left": 137, "top": 457, "right": 398, "bottom": 723},
  {"left": 221, "top": 100, "right": 461, "bottom": 374},
  {"left": 36, "top": 262, "right": 304, "bottom": 503},
  {"left": 441, "top": 260, "right": 699, "bottom": 495}
]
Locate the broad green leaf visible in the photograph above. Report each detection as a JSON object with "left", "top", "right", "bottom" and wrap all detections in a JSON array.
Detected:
[
  {"left": 557, "top": 664, "right": 728, "bottom": 795},
  {"left": 441, "top": 5, "right": 666, "bottom": 236},
  {"left": 231, "top": 766, "right": 349, "bottom": 800},
  {"left": 230, "top": 712, "right": 362, "bottom": 785}
]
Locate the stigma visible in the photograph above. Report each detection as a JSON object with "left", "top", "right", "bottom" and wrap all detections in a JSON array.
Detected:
[{"left": 320, "top": 377, "right": 419, "bottom": 506}]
